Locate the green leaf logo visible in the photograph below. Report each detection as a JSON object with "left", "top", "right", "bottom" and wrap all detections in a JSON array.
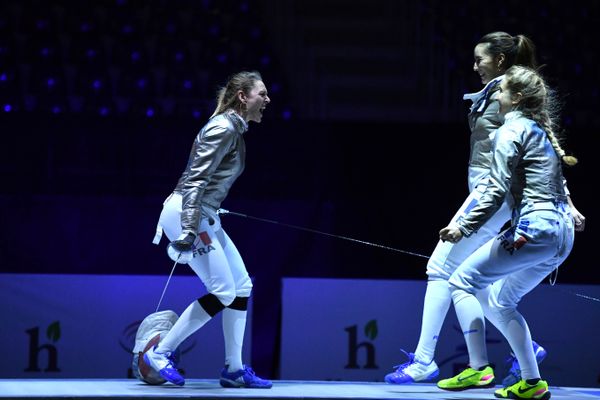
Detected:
[
  {"left": 47, "top": 321, "right": 61, "bottom": 342},
  {"left": 364, "top": 319, "right": 378, "bottom": 340}
]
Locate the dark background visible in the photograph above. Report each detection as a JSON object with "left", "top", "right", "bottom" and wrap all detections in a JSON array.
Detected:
[{"left": 1, "top": 0, "right": 598, "bottom": 379}]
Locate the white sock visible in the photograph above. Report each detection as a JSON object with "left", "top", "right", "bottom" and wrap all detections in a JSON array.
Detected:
[
  {"left": 414, "top": 280, "right": 452, "bottom": 363},
  {"left": 496, "top": 308, "right": 540, "bottom": 380},
  {"left": 222, "top": 308, "right": 247, "bottom": 372},
  {"left": 451, "top": 288, "right": 488, "bottom": 369},
  {"left": 156, "top": 300, "right": 211, "bottom": 353},
  {"left": 478, "top": 287, "right": 540, "bottom": 380}
]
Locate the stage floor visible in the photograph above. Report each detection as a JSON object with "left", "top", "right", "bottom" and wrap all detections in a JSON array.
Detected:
[{"left": 1, "top": 379, "right": 600, "bottom": 400}]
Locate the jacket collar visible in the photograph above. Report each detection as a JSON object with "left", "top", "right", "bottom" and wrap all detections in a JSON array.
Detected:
[
  {"left": 503, "top": 110, "right": 523, "bottom": 122},
  {"left": 463, "top": 75, "right": 504, "bottom": 112},
  {"left": 228, "top": 110, "right": 248, "bottom": 133}
]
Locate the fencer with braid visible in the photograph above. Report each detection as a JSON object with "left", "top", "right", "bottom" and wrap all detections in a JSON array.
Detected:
[
  {"left": 145, "top": 71, "right": 272, "bottom": 388},
  {"left": 387, "top": 31, "right": 538, "bottom": 385},
  {"left": 437, "top": 65, "right": 576, "bottom": 399},
  {"left": 384, "top": 31, "right": 585, "bottom": 387}
]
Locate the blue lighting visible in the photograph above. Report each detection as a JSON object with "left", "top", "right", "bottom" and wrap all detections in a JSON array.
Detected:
[
  {"left": 52, "top": 105, "right": 62, "bottom": 114},
  {"left": 137, "top": 78, "right": 147, "bottom": 88},
  {"left": 131, "top": 51, "right": 141, "bottom": 61},
  {"left": 260, "top": 55, "right": 271, "bottom": 66},
  {"left": 282, "top": 109, "right": 292, "bottom": 120},
  {"left": 175, "top": 52, "right": 184, "bottom": 62},
  {"left": 183, "top": 80, "right": 192, "bottom": 90},
  {"left": 99, "top": 106, "right": 110, "bottom": 116},
  {"left": 47, "top": 78, "right": 55, "bottom": 87},
  {"left": 86, "top": 49, "right": 97, "bottom": 59},
  {"left": 192, "top": 110, "right": 202, "bottom": 119},
  {"left": 208, "top": 24, "right": 220, "bottom": 36},
  {"left": 40, "top": 48, "right": 50, "bottom": 57},
  {"left": 36, "top": 20, "right": 48, "bottom": 30},
  {"left": 92, "top": 79, "right": 102, "bottom": 90},
  {"left": 3, "top": 104, "right": 12, "bottom": 112},
  {"left": 146, "top": 107, "right": 155, "bottom": 117},
  {"left": 0, "top": 73, "right": 6, "bottom": 81},
  {"left": 216, "top": 54, "right": 227, "bottom": 63}
]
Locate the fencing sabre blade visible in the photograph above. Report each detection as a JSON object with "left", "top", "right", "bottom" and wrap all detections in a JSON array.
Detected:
[
  {"left": 217, "top": 208, "right": 600, "bottom": 305},
  {"left": 155, "top": 255, "right": 180, "bottom": 312},
  {"left": 217, "top": 208, "right": 430, "bottom": 259}
]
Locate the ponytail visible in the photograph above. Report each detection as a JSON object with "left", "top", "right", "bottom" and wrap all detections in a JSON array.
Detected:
[
  {"left": 478, "top": 32, "right": 537, "bottom": 70},
  {"left": 211, "top": 71, "right": 263, "bottom": 117},
  {"left": 513, "top": 34, "right": 537, "bottom": 70}
]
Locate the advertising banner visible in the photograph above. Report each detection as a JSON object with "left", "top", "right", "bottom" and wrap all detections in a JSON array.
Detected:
[
  {"left": 0, "top": 273, "right": 252, "bottom": 379},
  {"left": 280, "top": 278, "right": 600, "bottom": 387}
]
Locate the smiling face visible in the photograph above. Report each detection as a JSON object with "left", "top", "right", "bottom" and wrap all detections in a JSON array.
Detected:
[
  {"left": 240, "top": 80, "right": 270, "bottom": 123},
  {"left": 497, "top": 80, "right": 520, "bottom": 117},
  {"left": 473, "top": 43, "right": 504, "bottom": 85}
]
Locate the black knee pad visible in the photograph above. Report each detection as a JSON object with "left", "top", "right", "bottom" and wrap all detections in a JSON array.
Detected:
[
  {"left": 197, "top": 293, "right": 226, "bottom": 317},
  {"left": 227, "top": 296, "right": 249, "bottom": 311}
]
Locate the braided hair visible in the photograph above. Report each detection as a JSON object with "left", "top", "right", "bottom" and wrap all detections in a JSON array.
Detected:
[{"left": 504, "top": 65, "right": 577, "bottom": 166}]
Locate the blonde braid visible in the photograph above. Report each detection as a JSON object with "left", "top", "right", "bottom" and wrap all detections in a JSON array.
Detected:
[
  {"left": 538, "top": 110, "right": 578, "bottom": 166},
  {"left": 505, "top": 66, "right": 578, "bottom": 167}
]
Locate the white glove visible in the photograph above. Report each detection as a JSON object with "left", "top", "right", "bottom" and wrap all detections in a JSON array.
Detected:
[{"left": 166, "top": 232, "right": 196, "bottom": 264}]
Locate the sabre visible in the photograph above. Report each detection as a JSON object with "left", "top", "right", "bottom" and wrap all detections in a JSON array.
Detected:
[
  {"left": 217, "top": 208, "right": 430, "bottom": 260},
  {"left": 217, "top": 208, "right": 600, "bottom": 305},
  {"left": 155, "top": 256, "right": 179, "bottom": 312}
]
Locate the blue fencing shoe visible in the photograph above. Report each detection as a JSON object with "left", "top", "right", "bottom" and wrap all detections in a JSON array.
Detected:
[
  {"left": 502, "top": 341, "right": 547, "bottom": 388},
  {"left": 219, "top": 365, "right": 272, "bottom": 388},
  {"left": 143, "top": 345, "right": 185, "bottom": 386}
]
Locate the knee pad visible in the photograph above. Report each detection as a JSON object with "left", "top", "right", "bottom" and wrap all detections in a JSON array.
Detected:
[
  {"left": 197, "top": 293, "right": 226, "bottom": 317},
  {"left": 227, "top": 296, "right": 249, "bottom": 311}
]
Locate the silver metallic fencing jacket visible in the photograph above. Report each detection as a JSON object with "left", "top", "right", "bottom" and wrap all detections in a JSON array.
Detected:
[
  {"left": 464, "top": 76, "right": 504, "bottom": 191},
  {"left": 457, "top": 111, "right": 568, "bottom": 237},
  {"left": 174, "top": 110, "right": 248, "bottom": 235}
]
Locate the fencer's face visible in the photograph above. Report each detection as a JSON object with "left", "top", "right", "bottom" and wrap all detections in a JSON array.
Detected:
[
  {"left": 473, "top": 43, "right": 503, "bottom": 85},
  {"left": 241, "top": 81, "right": 270, "bottom": 123},
  {"left": 497, "top": 80, "right": 519, "bottom": 116}
]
